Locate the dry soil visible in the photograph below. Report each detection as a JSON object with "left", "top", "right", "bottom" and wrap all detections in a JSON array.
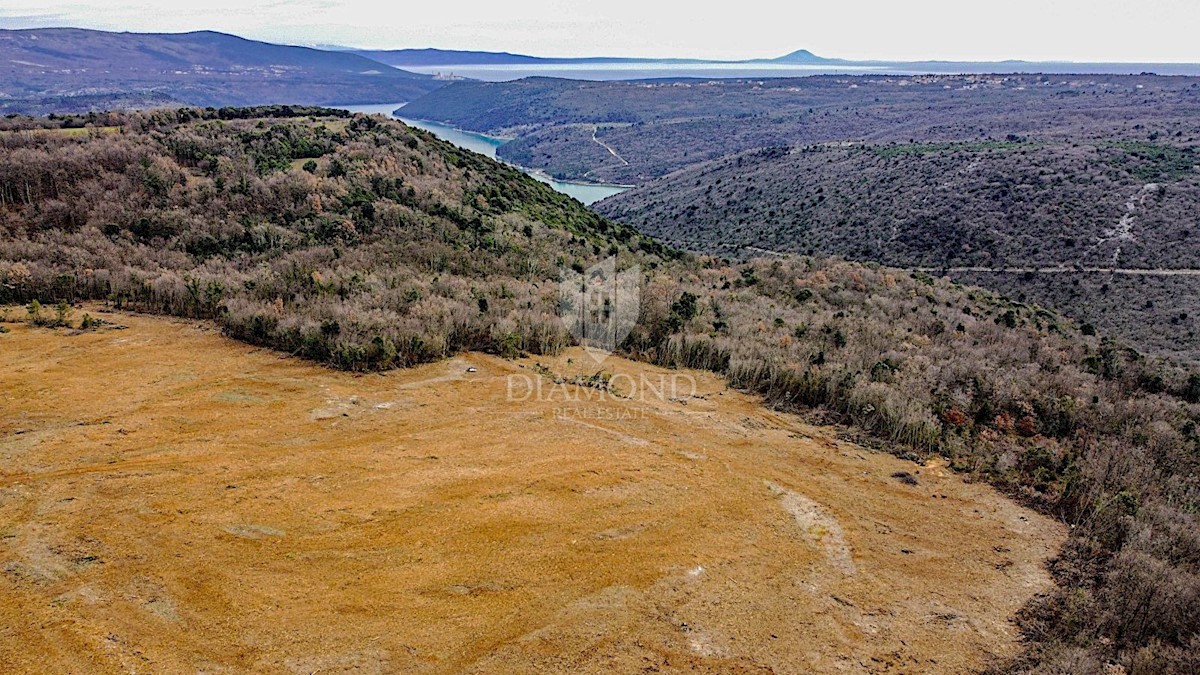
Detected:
[{"left": 0, "top": 310, "right": 1065, "bottom": 673}]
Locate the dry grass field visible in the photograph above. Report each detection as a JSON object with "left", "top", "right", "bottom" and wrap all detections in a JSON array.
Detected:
[{"left": 0, "top": 310, "right": 1063, "bottom": 673}]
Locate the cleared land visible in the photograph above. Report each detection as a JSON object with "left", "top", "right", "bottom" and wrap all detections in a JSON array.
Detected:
[{"left": 0, "top": 311, "right": 1063, "bottom": 673}]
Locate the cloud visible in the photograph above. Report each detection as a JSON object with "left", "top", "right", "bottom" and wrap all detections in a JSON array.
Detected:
[{"left": 0, "top": 13, "right": 71, "bottom": 28}]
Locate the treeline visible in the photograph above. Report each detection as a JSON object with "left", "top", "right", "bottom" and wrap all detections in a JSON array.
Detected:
[
  {"left": 2, "top": 108, "right": 1198, "bottom": 672},
  {"left": 0, "top": 105, "right": 352, "bottom": 132}
]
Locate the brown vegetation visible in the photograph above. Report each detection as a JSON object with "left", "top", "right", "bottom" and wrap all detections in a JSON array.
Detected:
[
  {"left": 629, "top": 258, "right": 1200, "bottom": 672},
  {"left": 596, "top": 140, "right": 1200, "bottom": 363},
  {"left": 0, "top": 107, "right": 668, "bottom": 371},
  {"left": 2, "top": 109, "right": 1198, "bottom": 672}
]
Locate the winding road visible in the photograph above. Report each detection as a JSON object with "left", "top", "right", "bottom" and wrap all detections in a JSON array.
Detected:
[{"left": 592, "top": 126, "right": 629, "bottom": 166}]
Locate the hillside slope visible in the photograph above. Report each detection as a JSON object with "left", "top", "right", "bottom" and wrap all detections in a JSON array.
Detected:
[
  {"left": 595, "top": 141, "right": 1200, "bottom": 361},
  {"left": 398, "top": 74, "right": 1200, "bottom": 184},
  {"left": 0, "top": 28, "right": 442, "bottom": 112},
  {"left": 0, "top": 106, "right": 662, "bottom": 369},
  {"left": 598, "top": 143, "right": 1200, "bottom": 267},
  {"left": 1, "top": 108, "right": 1199, "bottom": 673}
]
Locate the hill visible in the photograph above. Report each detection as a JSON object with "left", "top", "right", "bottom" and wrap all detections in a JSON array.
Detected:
[
  {"left": 0, "top": 91, "right": 186, "bottom": 116},
  {"left": 398, "top": 73, "right": 1200, "bottom": 184},
  {"left": 0, "top": 28, "right": 443, "bottom": 113},
  {"left": 353, "top": 47, "right": 842, "bottom": 68},
  {"left": 1, "top": 107, "right": 1199, "bottom": 672},
  {"left": 357, "top": 46, "right": 1196, "bottom": 75},
  {"left": 356, "top": 47, "right": 559, "bottom": 66},
  {"left": 0, "top": 106, "right": 662, "bottom": 369},
  {"left": 769, "top": 49, "right": 837, "bottom": 64},
  {"left": 593, "top": 141, "right": 1200, "bottom": 361}
]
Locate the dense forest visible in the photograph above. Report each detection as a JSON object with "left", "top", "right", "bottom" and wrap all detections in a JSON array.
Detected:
[
  {"left": 398, "top": 73, "right": 1200, "bottom": 184},
  {"left": 2, "top": 109, "right": 1199, "bottom": 673}
]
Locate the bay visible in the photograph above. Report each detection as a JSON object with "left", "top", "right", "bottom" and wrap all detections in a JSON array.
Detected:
[{"left": 335, "top": 103, "right": 629, "bottom": 205}]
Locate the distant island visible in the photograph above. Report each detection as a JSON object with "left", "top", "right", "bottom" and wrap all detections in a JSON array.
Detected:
[
  {"left": 354, "top": 47, "right": 841, "bottom": 68},
  {"left": 351, "top": 45, "right": 1198, "bottom": 75}
]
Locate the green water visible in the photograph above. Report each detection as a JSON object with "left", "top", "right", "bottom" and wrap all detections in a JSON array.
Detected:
[{"left": 337, "top": 104, "right": 629, "bottom": 205}]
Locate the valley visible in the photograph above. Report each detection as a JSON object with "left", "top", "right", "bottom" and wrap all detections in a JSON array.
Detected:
[
  {"left": 398, "top": 74, "right": 1200, "bottom": 184},
  {"left": 335, "top": 103, "right": 629, "bottom": 204},
  {"left": 594, "top": 140, "right": 1200, "bottom": 360}
]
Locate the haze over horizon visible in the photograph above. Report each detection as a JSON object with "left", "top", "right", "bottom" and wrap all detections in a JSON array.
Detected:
[{"left": 1, "top": 0, "right": 1198, "bottom": 64}]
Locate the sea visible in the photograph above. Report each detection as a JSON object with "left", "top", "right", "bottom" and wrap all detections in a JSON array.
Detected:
[{"left": 335, "top": 103, "right": 628, "bottom": 205}]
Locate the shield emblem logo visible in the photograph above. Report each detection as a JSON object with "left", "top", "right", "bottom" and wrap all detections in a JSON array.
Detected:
[{"left": 559, "top": 257, "right": 641, "bottom": 363}]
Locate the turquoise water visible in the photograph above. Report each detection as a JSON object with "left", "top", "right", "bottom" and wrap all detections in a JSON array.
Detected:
[{"left": 335, "top": 103, "right": 629, "bottom": 205}]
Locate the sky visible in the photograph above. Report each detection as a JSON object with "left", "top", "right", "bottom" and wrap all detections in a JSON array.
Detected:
[{"left": 1, "top": 0, "right": 1198, "bottom": 63}]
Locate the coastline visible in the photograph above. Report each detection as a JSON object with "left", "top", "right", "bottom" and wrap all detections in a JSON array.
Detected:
[
  {"left": 397, "top": 114, "right": 636, "bottom": 189},
  {"left": 334, "top": 102, "right": 632, "bottom": 203}
]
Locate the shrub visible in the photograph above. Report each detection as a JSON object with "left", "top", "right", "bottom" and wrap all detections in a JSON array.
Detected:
[{"left": 79, "top": 313, "right": 103, "bottom": 330}]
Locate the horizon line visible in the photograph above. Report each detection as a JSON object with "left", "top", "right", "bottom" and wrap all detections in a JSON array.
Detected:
[{"left": 5, "top": 25, "right": 1200, "bottom": 66}]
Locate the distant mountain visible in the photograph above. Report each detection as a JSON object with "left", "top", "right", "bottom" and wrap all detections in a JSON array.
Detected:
[
  {"left": 0, "top": 28, "right": 445, "bottom": 113},
  {"left": 768, "top": 49, "right": 837, "bottom": 64},
  {"left": 358, "top": 48, "right": 541, "bottom": 66}
]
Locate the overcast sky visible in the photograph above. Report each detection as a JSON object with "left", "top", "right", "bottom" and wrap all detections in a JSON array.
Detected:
[{"left": 1, "top": 0, "right": 1198, "bottom": 62}]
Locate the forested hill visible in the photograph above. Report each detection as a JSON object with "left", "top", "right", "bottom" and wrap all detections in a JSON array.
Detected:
[
  {"left": 595, "top": 140, "right": 1200, "bottom": 361},
  {"left": 0, "top": 28, "right": 444, "bottom": 114},
  {"left": 597, "top": 142, "right": 1200, "bottom": 268},
  {"left": 397, "top": 74, "right": 1200, "bottom": 184},
  {"left": 1, "top": 108, "right": 1199, "bottom": 672},
  {"left": 0, "top": 106, "right": 663, "bottom": 369}
]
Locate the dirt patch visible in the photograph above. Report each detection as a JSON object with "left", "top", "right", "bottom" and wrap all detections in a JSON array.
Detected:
[
  {"left": 0, "top": 310, "right": 1065, "bottom": 673},
  {"left": 766, "top": 481, "right": 857, "bottom": 576}
]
